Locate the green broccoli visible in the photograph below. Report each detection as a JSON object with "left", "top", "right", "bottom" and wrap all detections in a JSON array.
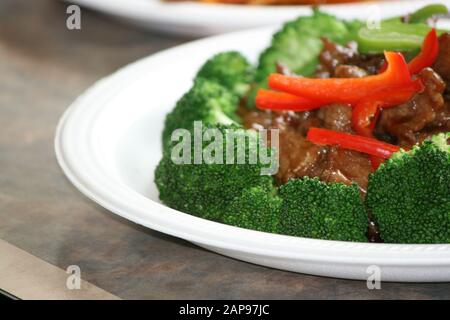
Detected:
[
  {"left": 155, "top": 124, "right": 275, "bottom": 222},
  {"left": 366, "top": 133, "right": 450, "bottom": 244},
  {"left": 196, "top": 51, "right": 254, "bottom": 98},
  {"left": 279, "top": 177, "right": 368, "bottom": 242},
  {"left": 222, "top": 186, "right": 282, "bottom": 233},
  {"left": 162, "top": 78, "right": 240, "bottom": 147},
  {"left": 247, "top": 10, "right": 362, "bottom": 108}
]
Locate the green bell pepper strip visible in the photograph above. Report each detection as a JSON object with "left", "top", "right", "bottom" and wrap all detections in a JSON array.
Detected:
[
  {"left": 381, "top": 4, "right": 449, "bottom": 24},
  {"left": 357, "top": 21, "right": 446, "bottom": 54},
  {"left": 408, "top": 4, "right": 449, "bottom": 24}
]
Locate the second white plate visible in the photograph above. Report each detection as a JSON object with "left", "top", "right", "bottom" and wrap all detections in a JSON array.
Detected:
[{"left": 68, "top": 0, "right": 448, "bottom": 37}]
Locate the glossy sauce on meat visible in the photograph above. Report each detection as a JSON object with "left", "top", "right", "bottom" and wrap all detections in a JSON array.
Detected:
[
  {"left": 374, "top": 34, "right": 450, "bottom": 147},
  {"left": 242, "top": 34, "right": 450, "bottom": 194},
  {"left": 375, "top": 68, "right": 448, "bottom": 147},
  {"left": 315, "top": 38, "right": 384, "bottom": 78},
  {"left": 240, "top": 104, "right": 373, "bottom": 192}
]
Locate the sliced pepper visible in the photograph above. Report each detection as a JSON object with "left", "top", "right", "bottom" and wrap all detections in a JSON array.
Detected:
[
  {"left": 351, "top": 101, "right": 384, "bottom": 169},
  {"left": 306, "top": 127, "right": 400, "bottom": 159},
  {"left": 369, "top": 156, "right": 385, "bottom": 170},
  {"left": 351, "top": 84, "right": 423, "bottom": 137},
  {"left": 408, "top": 4, "right": 449, "bottom": 24},
  {"left": 351, "top": 85, "right": 421, "bottom": 169},
  {"left": 255, "top": 89, "right": 322, "bottom": 111},
  {"left": 408, "top": 28, "right": 439, "bottom": 74},
  {"left": 357, "top": 21, "right": 441, "bottom": 54},
  {"left": 352, "top": 100, "right": 381, "bottom": 137},
  {"left": 352, "top": 101, "right": 386, "bottom": 169},
  {"left": 381, "top": 4, "right": 449, "bottom": 24},
  {"left": 268, "top": 51, "right": 421, "bottom": 105},
  {"left": 378, "top": 29, "right": 439, "bottom": 74}
]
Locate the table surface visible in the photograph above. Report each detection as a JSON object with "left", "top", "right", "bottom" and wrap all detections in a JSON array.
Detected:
[{"left": 1, "top": 0, "right": 450, "bottom": 300}]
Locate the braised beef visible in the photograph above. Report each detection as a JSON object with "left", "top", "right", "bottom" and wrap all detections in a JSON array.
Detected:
[
  {"left": 316, "top": 103, "right": 353, "bottom": 132},
  {"left": 373, "top": 34, "right": 450, "bottom": 146},
  {"left": 315, "top": 38, "right": 358, "bottom": 77},
  {"left": 375, "top": 68, "right": 447, "bottom": 147},
  {"left": 240, "top": 104, "right": 372, "bottom": 191},
  {"left": 433, "top": 33, "right": 450, "bottom": 83},
  {"left": 334, "top": 65, "right": 368, "bottom": 78},
  {"left": 315, "top": 38, "right": 384, "bottom": 78},
  {"left": 426, "top": 102, "right": 450, "bottom": 132}
]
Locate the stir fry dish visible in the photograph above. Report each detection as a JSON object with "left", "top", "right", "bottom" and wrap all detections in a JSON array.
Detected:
[{"left": 155, "top": 4, "right": 450, "bottom": 244}]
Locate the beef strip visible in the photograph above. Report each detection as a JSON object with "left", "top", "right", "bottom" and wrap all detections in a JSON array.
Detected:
[
  {"left": 315, "top": 38, "right": 385, "bottom": 78},
  {"left": 334, "top": 65, "right": 368, "bottom": 78},
  {"left": 315, "top": 39, "right": 358, "bottom": 78},
  {"left": 433, "top": 33, "right": 450, "bottom": 83},
  {"left": 425, "top": 101, "right": 450, "bottom": 132},
  {"left": 373, "top": 33, "right": 450, "bottom": 147},
  {"left": 315, "top": 104, "right": 372, "bottom": 191},
  {"left": 240, "top": 103, "right": 372, "bottom": 191},
  {"left": 316, "top": 103, "right": 353, "bottom": 132},
  {"left": 375, "top": 68, "right": 447, "bottom": 147},
  {"left": 240, "top": 108, "right": 325, "bottom": 184}
]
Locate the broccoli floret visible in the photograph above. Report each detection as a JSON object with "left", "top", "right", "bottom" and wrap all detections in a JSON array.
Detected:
[
  {"left": 162, "top": 78, "right": 240, "bottom": 146},
  {"left": 366, "top": 133, "right": 450, "bottom": 244},
  {"left": 196, "top": 51, "right": 254, "bottom": 98},
  {"left": 155, "top": 124, "right": 275, "bottom": 222},
  {"left": 247, "top": 10, "right": 362, "bottom": 108},
  {"left": 279, "top": 177, "right": 368, "bottom": 242},
  {"left": 222, "top": 186, "right": 282, "bottom": 233}
]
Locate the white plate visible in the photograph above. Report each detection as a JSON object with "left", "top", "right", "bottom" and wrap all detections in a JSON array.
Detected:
[
  {"left": 55, "top": 23, "right": 450, "bottom": 282},
  {"left": 68, "top": 0, "right": 449, "bottom": 37}
]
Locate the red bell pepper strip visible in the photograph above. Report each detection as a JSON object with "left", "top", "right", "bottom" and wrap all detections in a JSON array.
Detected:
[
  {"left": 268, "top": 52, "right": 415, "bottom": 105},
  {"left": 408, "top": 29, "right": 439, "bottom": 75},
  {"left": 351, "top": 85, "right": 421, "bottom": 169},
  {"left": 352, "top": 100, "right": 382, "bottom": 137},
  {"left": 369, "top": 156, "right": 385, "bottom": 170},
  {"left": 379, "top": 29, "right": 439, "bottom": 74},
  {"left": 255, "top": 89, "right": 322, "bottom": 111},
  {"left": 351, "top": 84, "right": 423, "bottom": 137},
  {"left": 306, "top": 127, "right": 400, "bottom": 159},
  {"left": 351, "top": 100, "right": 384, "bottom": 169}
]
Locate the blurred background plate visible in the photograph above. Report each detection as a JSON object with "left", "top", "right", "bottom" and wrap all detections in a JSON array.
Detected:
[{"left": 67, "top": 0, "right": 449, "bottom": 37}]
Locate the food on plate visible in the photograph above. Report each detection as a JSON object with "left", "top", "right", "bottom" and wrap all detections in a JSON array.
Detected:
[
  {"left": 155, "top": 4, "right": 450, "bottom": 244},
  {"left": 248, "top": 10, "right": 364, "bottom": 108}
]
